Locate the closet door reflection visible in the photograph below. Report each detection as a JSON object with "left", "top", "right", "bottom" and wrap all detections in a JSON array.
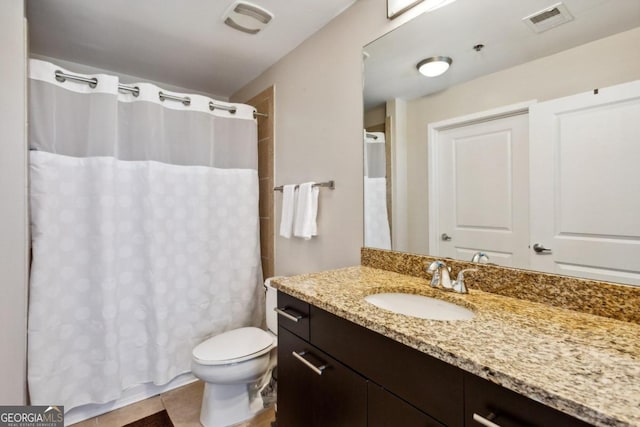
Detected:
[
  {"left": 529, "top": 80, "right": 640, "bottom": 285},
  {"left": 431, "top": 112, "right": 529, "bottom": 268}
]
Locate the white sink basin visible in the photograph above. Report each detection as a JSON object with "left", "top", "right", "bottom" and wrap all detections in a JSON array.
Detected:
[{"left": 364, "top": 293, "right": 475, "bottom": 321}]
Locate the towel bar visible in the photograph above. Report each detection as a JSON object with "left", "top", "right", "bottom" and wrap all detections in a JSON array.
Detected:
[{"left": 274, "top": 180, "right": 335, "bottom": 192}]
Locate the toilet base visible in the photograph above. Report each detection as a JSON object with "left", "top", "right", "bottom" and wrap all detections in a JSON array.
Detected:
[{"left": 200, "top": 381, "right": 264, "bottom": 427}]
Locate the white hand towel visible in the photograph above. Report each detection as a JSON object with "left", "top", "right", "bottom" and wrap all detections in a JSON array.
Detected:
[
  {"left": 279, "top": 184, "right": 297, "bottom": 238},
  {"left": 294, "top": 182, "right": 319, "bottom": 240}
]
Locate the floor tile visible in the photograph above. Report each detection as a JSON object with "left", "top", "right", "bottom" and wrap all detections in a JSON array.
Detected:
[
  {"left": 231, "top": 406, "right": 276, "bottom": 427},
  {"left": 69, "top": 417, "right": 98, "bottom": 427},
  {"left": 97, "top": 396, "right": 164, "bottom": 427},
  {"left": 160, "top": 381, "right": 203, "bottom": 427}
]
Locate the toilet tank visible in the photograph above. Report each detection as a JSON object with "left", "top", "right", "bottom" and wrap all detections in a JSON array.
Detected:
[{"left": 264, "top": 277, "right": 279, "bottom": 334}]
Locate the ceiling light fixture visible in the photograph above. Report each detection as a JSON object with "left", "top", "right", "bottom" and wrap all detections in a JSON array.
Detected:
[{"left": 416, "top": 56, "right": 452, "bottom": 77}]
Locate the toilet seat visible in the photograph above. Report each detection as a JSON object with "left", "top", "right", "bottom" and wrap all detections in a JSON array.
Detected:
[{"left": 193, "top": 327, "right": 275, "bottom": 366}]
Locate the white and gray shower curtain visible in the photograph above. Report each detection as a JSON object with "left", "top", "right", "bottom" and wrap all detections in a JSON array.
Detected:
[
  {"left": 364, "top": 132, "right": 391, "bottom": 250},
  {"left": 27, "top": 59, "right": 262, "bottom": 409}
]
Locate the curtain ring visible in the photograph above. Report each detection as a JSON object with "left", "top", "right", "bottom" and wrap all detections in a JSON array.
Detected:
[{"left": 55, "top": 70, "right": 98, "bottom": 88}]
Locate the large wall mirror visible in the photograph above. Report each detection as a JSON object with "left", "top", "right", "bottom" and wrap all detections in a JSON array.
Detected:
[{"left": 363, "top": 0, "right": 640, "bottom": 285}]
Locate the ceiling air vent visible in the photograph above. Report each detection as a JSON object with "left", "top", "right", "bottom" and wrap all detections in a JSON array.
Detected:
[
  {"left": 223, "top": 1, "right": 273, "bottom": 35},
  {"left": 522, "top": 2, "right": 574, "bottom": 33}
]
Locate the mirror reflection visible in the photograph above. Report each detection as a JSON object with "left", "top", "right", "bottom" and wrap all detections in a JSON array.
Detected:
[
  {"left": 364, "top": 131, "right": 391, "bottom": 249},
  {"left": 363, "top": 0, "right": 640, "bottom": 285}
]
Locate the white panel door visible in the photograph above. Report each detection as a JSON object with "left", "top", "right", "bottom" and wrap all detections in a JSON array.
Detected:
[
  {"left": 530, "top": 80, "right": 640, "bottom": 285},
  {"left": 437, "top": 114, "right": 529, "bottom": 267}
]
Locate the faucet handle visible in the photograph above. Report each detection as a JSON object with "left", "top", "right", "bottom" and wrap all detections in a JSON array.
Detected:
[
  {"left": 471, "top": 252, "right": 490, "bottom": 263},
  {"left": 426, "top": 261, "right": 443, "bottom": 287},
  {"left": 427, "top": 261, "right": 452, "bottom": 288},
  {"left": 427, "top": 260, "right": 444, "bottom": 271},
  {"left": 452, "top": 268, "right": 478, "bottom": 294}
]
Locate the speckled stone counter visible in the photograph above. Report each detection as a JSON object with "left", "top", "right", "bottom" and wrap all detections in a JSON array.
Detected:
[
  {"left": 362, "top": 248, "right": 640, "bottom": 324},
  {"left": 272, "top": 266, "right": 640, "bottom": 427}
]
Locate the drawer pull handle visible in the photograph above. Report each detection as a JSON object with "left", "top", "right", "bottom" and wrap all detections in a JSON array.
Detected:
[
  {"left": 292, "top": 351, "right": 328, "bottom": 375},
  {"left": 275, "top": 307, "right": 304, "bottom": 322},
  {"left": 473, "top": 413, "right": 501, "bottom": 427}
]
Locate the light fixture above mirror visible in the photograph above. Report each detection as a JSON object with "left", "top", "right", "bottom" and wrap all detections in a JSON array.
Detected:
[
  {"left": 387, "top": 0, "right": 456, "bottom": 20},
  {"left": 387, "top": 0, "right": 424, "bottom": 19},
  {"left": 416, "top": 56, "right": 452, "bottom": 77}
]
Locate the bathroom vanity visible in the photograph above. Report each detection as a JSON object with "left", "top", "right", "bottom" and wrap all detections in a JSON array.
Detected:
[{"left": 272, "top": 249, "right": 640, "bottom": 427}]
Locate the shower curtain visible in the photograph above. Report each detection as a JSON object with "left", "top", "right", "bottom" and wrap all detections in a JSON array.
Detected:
[
  {"left": 27, "top": 59, "right": 263, "bottom": 410},
  {"left": 364, "top": 132, "right": 391, "bottom": 249}
]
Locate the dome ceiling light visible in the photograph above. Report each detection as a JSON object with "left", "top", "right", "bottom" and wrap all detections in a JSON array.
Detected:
[{"left": 416, "top": 56, "right": 453, "bottom": 77}]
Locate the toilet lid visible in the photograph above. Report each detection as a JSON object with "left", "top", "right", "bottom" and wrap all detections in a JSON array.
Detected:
[{"left": 193, "top": 327, "right": 275, "bottom": 366}]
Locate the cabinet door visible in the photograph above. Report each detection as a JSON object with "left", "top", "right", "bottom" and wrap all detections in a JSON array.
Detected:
[
  {"left": 278, "top": 326, "right": 314, "bottom": 427},
  {"left": 278, "top": 327, "right": 367, "bottom": 427},
  {"left": 368, "top": 382, "right": 444, "bottom": 427},
  {"left": 311, "top": 306, "right": 464, "bottom": 427},
  {"left": 465, "top": 373, "right": 591, "bottom": 427}
]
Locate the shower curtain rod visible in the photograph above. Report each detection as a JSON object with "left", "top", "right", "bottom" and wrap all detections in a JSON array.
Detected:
[{"left": 53, "top": 70, "right": 269, "bottom": 119}]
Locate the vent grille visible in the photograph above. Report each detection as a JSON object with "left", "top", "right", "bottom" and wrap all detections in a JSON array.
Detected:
[
  {"left": 223, "top": 1, "right": 273, "bottom": 35},
  {"left": 235, "top": 3, "right": 272, "bottom": 24},
  {"left": 523, "top": 2, "right": 573, "bottom": 33},
  {"left": 529, "top": 7, "right": 561, "bottom": 24}
]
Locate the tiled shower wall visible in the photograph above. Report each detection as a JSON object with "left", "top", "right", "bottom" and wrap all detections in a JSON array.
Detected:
[{"left": 245, "top": 87, "right": 275, "bottom": 279}]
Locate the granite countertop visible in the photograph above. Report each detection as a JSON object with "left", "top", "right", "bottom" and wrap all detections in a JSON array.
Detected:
[{"left": 272, "top": 266, "right": 640, "bottom": 427}]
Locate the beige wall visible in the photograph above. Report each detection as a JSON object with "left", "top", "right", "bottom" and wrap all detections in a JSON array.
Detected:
[
  {"left": 232, "top": 0, "right": 432, "bottom": 276},
  {"left": 404, "top": 27, "right": 640, "bottom": 255},
  {"left": 0, "top": 0, "right": 28, "bottom": 404}
]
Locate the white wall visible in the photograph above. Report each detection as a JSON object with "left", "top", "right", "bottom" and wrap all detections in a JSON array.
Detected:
[
  {"left": 0, "top": 0, "right": 28, "bottom": 404},
  {"left": 232, "top": 0, "right": 434, "bottom": 276},
  {"left": 403, "top": 27, "right": 640, "bottom": 255}
]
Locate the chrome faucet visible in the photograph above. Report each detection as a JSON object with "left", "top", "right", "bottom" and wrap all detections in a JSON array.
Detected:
[
  {"left": 428, "top": 261, "right": 477, "bottom": 294},
  {"left": 451, "top": 268, "right": 478, "bottom": 294},
  {"left": 471, "top": 251, "right": 489, "bottom": 263},
  {"left": 427, "top": 261, "right": 452, "bottom": 290}
]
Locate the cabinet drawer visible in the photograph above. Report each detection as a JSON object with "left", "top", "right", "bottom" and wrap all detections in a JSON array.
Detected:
[
  {"left": 276, "top": 292, "right": 310, "bottom": 340},
  {"left": 310, "top": 306, "right": 463, "bottom": 427},
  {"left": 278, "top": 327, "right": 367, "bottom": 427},
  {"left": 465, "top": 373, "right": 591, "bottom": 427}
]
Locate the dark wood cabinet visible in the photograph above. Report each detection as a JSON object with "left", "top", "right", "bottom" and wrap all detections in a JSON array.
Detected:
[
  {"left": 311, "top": 306, "right": 463, "bottom": 427},
  {"left": 277, "top": 292, "right": 592, "bottom": 427},
  {"left": 464, "top": 373, "right": 591, "bottom": 427},
  {"left": 278, "top": 327, "right": 367, "bottom": 427},
  {"left": 368, "top": 383, "right": 445, "bottom": 427},
  {"left": 277, "top": 327, "right": 314, "bottom": 427},
  {"left": 275, "top": 291, "right": 310, "bottom": 340}
]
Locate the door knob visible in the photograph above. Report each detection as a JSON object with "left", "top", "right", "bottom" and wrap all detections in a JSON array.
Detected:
[
  {"left": 532, "top": 243, "right": 552, "bottom": 254},
  {"left": 441, "top": 233, "right": 452, "bottom": 241}
]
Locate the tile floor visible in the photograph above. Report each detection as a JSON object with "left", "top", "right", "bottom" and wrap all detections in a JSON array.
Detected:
[{"left": 71, "top": 381, "right": 276, "bottom": 427}]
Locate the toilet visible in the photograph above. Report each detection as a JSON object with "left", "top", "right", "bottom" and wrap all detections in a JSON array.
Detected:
[{"left": 191, "top": 279, "right": 279, "bottom": 427}]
